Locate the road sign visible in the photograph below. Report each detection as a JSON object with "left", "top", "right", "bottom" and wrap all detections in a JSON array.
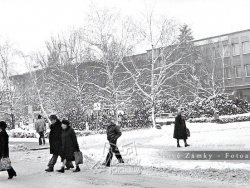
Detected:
[{"left": 93, "top": 103, "right": 101, "bottom": 110}]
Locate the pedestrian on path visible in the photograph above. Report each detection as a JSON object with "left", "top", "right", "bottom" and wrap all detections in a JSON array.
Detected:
[
  {"left": 35, "top": 114, "right": 46, "bottom": 145},
  {"left": 173, "top": 109, "right": 190, "bottom": 147},
  {"left": 103, "top": 116, "right": 124, "bottom": 167},
  {"left": 45, "top": 115, "right": 62, "bottom": 172},
  {"left": 57, "top": 119, "right": 81, "bottom": 173},
  {"left": 0, "top": 121, "right": 17, "bottom": 179}
]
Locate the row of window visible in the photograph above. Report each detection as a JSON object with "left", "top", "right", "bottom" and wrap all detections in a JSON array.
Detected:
[
  {"left": 221, "top": 41, "right": 250, "bottom": 57},
  {"left": 225, "top": 65, "right": 250, "bottom": 78}
]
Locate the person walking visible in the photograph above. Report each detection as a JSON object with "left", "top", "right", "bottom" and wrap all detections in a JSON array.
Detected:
[
  {"left": 45, "top": 115, "right": 63, "bottom": 172},
  {"left": 57, "top": 119, "right": 81, "bottom": 173},
  {"left": 103, "top": 116, "right": 124, "bottom": 167},
  {"left": 0, "top": 121, "right": 17, "bottom": 179},
  {"left": 173, "top": 110, "right": 190, "bottom": 147},
  {"left": 35, "top": 114, "right": 46, "bottom": 145}
]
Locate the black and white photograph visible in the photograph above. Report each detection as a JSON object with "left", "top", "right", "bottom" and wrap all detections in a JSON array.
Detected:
[{"left": 0, "top": 0, "right": 250, "bottom": 187}]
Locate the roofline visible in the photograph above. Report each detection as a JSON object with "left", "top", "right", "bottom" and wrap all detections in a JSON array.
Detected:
[{"left": 193, "top": 28, "right": 250, "bottom": 42}]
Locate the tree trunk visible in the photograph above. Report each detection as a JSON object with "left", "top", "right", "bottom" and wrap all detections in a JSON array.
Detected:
[
  {"left": 151, "top": 105, "right": 156, "bottom": 128},
  {"left": 115, "top": 92, "right": 119, "bottom": 125},
  {"left": 39, "top": 102, "right": 50, "bottom": 124},
  {"left": 151, "top": 45, "right": 156, "bottom": 128},
  {"left": 10, "top": 113, "right": 15, "bottom": 129}
]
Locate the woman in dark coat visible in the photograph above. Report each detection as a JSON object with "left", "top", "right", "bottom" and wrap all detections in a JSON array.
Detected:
[
  {"left": 173, "top": 110, "right": 190, "bottom": 147},
  {"left": 0, "top": 121, "right": 17, "bottom": 179},
  {"left": 45, "top": 115, "right": 74, "bottom": 172},
  {"left": 49, "top": 117, "right": 62, "bottom": 156},
  {"left": 57, "top": 119, "right": 80, "bottom": 173}
]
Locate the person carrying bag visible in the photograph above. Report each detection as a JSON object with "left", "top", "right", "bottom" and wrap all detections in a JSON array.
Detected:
[
  {"left": 74, "top": 151, "right": 83, "bottom": 166},
  {"left": 57, "top": 119, "right": 81, "bottom": 173},
  {"left": 0, "top": 121, "right": 17, "bottom": 179}
]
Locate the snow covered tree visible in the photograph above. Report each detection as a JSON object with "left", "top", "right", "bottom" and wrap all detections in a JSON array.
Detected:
[
  {"left": 80, "top": 6, "right": 141, "bottom": 123},
  {"left": 0, "top": 39, "right": 20, "bottom": 128},
  {"left": 120, "top": 10, "right": 193, "bottom": 128}
]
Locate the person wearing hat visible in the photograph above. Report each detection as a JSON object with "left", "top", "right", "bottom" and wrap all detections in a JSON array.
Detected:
[
  {"left": 45, "top": 115, "right": 63, "bottom": 172},
  {"left": 173, "top": 109, "right": 190, "bottom": 147},
  {"left": 57, "top": 119, "right": 81, "bottom": 173},
  {"left": 0, "top": 121, "right": 17, "bottom": 179},
  {"left": 103, "top": 116, "right": 124, "bottom": 167}
]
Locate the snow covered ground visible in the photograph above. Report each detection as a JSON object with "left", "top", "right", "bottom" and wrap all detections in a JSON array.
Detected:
[
  {"left": 1, "top": 121, "right": 250, "bottom": 187},
  {"left": 78, "top": 121, "right": 250, "bottom": 171}
]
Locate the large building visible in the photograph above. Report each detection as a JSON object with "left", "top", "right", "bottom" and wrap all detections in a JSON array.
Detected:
[
  {"left": 129, "top": 29, "right": 250, "bottom": 101},
  {"left": 10, "top": 29, "right": 250, "bottom": 108},
  {"left": 193, "top": 29, "right": 250, "bottom": 101}
]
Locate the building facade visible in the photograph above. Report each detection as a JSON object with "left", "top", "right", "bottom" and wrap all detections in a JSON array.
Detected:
[{"left": 193, "top": 29, "right": 250, "bottom": 101}]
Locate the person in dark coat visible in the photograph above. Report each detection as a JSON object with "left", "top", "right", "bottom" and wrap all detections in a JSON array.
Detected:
[
  {"left": 45, "top": 115, "right": 63, "bottom": 172},
  {"left": 103, "top": 116, "right": 124, "bottom": 167},
  {"left": 0, "top": 121, "right": 17, "bottom": 179},
  {"left": 173, "top": 110, "right": 190, "bottom": 147},
  {"left": 57, "top": 119, "right": 80, "bottom": 173}
]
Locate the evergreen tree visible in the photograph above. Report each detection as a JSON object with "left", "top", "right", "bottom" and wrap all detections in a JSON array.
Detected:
[{"left": 178, "top": 24, "right": 194, "bottom": 45}]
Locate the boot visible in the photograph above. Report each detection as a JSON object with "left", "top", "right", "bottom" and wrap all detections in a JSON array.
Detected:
[
  {"left": 7, "top": 168, "right": 17, "bottom": 179},
  {"left": 102, "top": 162, "right": 110, "bottom": 167},
  {"left": 73, "top": 166, "right": 80, "bottom": 172},
  {"left": 118, "top": 158, "right": 124, "bottom": 163},
  {"left": 57, "top": 167, "right": 65, "bottom": 173},
  {"left": 184, "top": 139, "right": 190, "bottom": 147},
  {"left": 177, "top": 140, "right": 181, "bottom": 147},
  {"left": 39, "top": 138, "right": 42, "bottom": 145},
  {"left": 45, "top": 167, "right": 54, "bottom": 172}
]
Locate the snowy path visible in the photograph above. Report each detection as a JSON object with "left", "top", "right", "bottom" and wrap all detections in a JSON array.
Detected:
[
  {"left": 1, "top": 121, "right": 250, "bottom": 187},
  {"left": 0, "top": 151, "right": 244, "bottom": 188}
]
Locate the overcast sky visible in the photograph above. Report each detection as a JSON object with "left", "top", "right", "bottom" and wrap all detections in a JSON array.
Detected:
[{"left": 0, "top": 0, "right": 250, "bottom": 73}]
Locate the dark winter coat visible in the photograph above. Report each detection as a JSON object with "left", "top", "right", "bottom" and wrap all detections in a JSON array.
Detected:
[
  {"left": 49, "top": 119, "right": 62, "bottom": 155},
  {"left": 61, "top": 126, "right": 79, "bottom": 161},
  {"left": 106, "top": 122, "right": 122, "bottom": 141},
  {"left": 0, "top": 130, "right": 9, "bottom": 158},
  {"left": 173, "top": 114, "right": 188, "bottom": 140}
]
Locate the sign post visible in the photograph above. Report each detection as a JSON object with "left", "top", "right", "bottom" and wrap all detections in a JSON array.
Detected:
[{"left": 93, "top": 103, "right": 101, "bottom": 111}]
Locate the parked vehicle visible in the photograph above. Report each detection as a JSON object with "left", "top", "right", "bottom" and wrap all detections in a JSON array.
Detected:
[{"left": 155, "top": 113, "right": 175, "bottom": 126}]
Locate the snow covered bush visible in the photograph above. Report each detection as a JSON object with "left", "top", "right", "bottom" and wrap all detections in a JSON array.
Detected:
[
  {"left": 188, "top": 113, "right": 250, "bottom": 124},
  {"left": 183, "top": 94, "right": 249, "bottom": 119}
]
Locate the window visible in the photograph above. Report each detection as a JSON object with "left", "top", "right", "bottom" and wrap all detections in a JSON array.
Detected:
[
  {"left": 224, "top": 58, "right": 230, "bottom": 66},
  {"left": 245, "top": 65, "right": 250, "bottom": 77},
  {"left": 225, "top": 67, "right": 231, "bottom": 78},
  {"left": 242, "top": 41, "right": 250, "bottom": 54},
  {"left": 223, "top": 45, "right": 229, "bottom": 57},
  {"left": 232, "top": 43, "right": 240, "bottom": 56},
  {"left": 214, "top": 48, "right": 220, "bottom": 58},
  {"left": 235, "top": 66, "right": 241, "bottom": 78}
]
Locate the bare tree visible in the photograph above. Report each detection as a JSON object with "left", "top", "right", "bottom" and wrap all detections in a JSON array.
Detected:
[
  {"left": 120, "top": 10, "right": 191, "bottom": 127},
  {"left": 181, "top": 37, "right": 228, "bottom": 100},
  {"left": 80, "top": 6, "right": 142, "bottom": 123},
  {"left": 19, "top": 53, "right": 52, "bottom": 124},
  {"left": 41, "top": 31, "right": 97, "bottom": 118},
  {"left": 0, "top": 39, "right": 21, "bottom": 128}
]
